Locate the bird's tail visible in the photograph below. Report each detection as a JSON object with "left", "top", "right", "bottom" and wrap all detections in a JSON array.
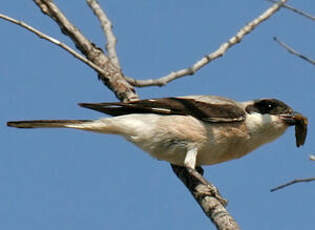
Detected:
[
  {"left": 7, "top": 120, "right": 92, "bottom": 129},
  {"left": 7, "top": 118, "right": 122, "bottom": 135}
]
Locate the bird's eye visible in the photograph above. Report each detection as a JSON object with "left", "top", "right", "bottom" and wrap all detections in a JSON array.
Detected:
[{"left": 261, "top": 102, "right": 275, "bottom": 113}]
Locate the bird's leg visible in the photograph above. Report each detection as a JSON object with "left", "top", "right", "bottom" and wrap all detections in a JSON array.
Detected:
[
  {"left": 184, "top": 148, "right": 228, "bottom": 206},
  {"left": 184, "top": 148, "right": 198, "bottom": 169}
]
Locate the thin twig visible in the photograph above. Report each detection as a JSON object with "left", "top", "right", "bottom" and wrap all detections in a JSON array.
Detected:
[
  {"left": 0, "top": 13, "right": 116, "bottom": 80},
  {"left": 271, "top": 177, "right": 315, "bottom": 192},
  {"left": 33, "top": 0, "right": 138, "bottom": 102},
  {"left": 126, "top": 0, "right": 288, "bottom": 87},
  {"left": 86, "top": 0, "right": 120, "bottom": 68},
  {"left": 267, "top": 0, "right": 315, "bottom": 20},
  {"left": 273, "top": 37, "right": 315, "bottom": 65}
]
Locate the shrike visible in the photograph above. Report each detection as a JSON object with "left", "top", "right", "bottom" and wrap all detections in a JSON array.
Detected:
[{"left": 7, "top": 95, "right": 308, "bottom": 169}]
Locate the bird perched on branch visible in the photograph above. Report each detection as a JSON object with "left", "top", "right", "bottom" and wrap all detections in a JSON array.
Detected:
[{"left": 7, "top": 95, "right": 307, "bottom": 170}]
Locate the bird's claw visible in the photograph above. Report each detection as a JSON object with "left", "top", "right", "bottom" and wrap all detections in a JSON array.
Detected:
[{"left": 197, "top": 185, "right": 228, "bottom": 206}]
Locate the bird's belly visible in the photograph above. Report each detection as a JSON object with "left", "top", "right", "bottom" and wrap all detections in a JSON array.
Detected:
[
  {"left": 196, "top": 142, "right": 250, "bottom": 165},
  {"left": 125, "top": 118, "right": 253, "bottom": 166},
  {"left": 196, "top": 123, "right": 252, "bottom": 165},
  {"left": 130, "top": 137, "right": 189, "bottom": 166},
  {"left": 129, "top": 131, "right": 251, "bottom": 167},
  {"left": 138, "top": 141, "right": 251, "bottom": 166}
]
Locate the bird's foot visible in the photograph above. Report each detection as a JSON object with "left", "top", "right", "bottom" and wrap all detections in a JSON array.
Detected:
[
  {"left": 187, "top": 167, "right": 228, "bottom": 206},
  {"left": 196, "top": 184, "right": 228, "bottom": 206}
]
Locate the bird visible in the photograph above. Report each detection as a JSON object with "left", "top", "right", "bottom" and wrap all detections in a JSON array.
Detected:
[{"left": 7, "top": 95, "right": 308, "bottom": 170}]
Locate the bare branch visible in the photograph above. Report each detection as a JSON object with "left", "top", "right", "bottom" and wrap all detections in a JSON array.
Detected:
[
  {"left": 0, "top": 13, "right": 119, "bottom": 81},
  {"left": 86, "top": 0, "right": 120, "bottom": 68},
  {"left": 271, "top": 177, "right": 315, "bottom": 192},
  {"left": 172, "top": 165, "right": 240, "bottom": 230},
  {"left": 33, "top": 0, "right": 137, "bottom": 102},
  {"left": 309, "top": 155, "right": 315, "bottom": 161},
  {"left": 2, "top": 3, "right": 240, "bottom": 228},
  {"left": 4, "top": 2, "right": 296, "bottom": 228},
  {"left": 273, "top": 37, "right": 315, "bottom": 65},
  {"left": 126, "top": 0, "right": 288, "bottom": 87},
  {"left": 267, "top": 0, "right": 315, "bottom": 20}
]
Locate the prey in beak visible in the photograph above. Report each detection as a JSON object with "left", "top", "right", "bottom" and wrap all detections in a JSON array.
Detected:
[
  {"left": 246, "top": 98, "right": 308, "bottom": 148},
  {"left": 281, "top": 112, "right": 308, "bottom": 147}
]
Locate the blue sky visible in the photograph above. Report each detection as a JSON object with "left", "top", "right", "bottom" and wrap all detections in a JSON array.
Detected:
[{"left": 1, "top": 1, "right": 314, "bottom": 229}]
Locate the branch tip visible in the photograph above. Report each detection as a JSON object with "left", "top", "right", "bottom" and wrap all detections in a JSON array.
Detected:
[
  {"left": 271, "top": 177, "right": 315, "bottom": 192},
  {"left": 274, "top": 37, "right": 315, "bottom": 65}
]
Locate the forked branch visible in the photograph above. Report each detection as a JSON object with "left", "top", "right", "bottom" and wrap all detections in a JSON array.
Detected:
[
  {"left": 33, "top": 0, "right": 137, "bottom": 102},
  {"left": 0, "top": 1, "right": 238, "bottom": 229},
  {"left": 267, "top": 0, "right": 315, "bottom": 21},
  {"left": 86, "top": 0, "right": 120, "bottom": 68},
  {"left": 0, "top": 0, "right": 294, "bottom": 229}
]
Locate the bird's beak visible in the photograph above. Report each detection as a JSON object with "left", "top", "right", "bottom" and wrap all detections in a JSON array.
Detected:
[
  {"left": 280, "top": 112, "right": 298, "bottom": 126},
  {"left": 280, "top": 112, "right": 308, "bottom": 147}
]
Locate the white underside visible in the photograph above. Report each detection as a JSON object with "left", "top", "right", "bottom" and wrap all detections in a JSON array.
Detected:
[{"left": 65, "top": 112, "right": 289, "bottom": 167}]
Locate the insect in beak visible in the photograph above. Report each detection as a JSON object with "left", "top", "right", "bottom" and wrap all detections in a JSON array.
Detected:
[{"left": 281, "top": 112, "right": 308, "bottom": 147}]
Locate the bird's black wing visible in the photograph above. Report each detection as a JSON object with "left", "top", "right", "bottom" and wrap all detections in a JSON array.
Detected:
[{"left": 79, "top": 97, "right": 245, "bottom": 123}]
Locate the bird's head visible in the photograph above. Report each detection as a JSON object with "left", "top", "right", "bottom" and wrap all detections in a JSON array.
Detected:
[{"left": 243, "top": 98, "right": 308, "bottom": 147}]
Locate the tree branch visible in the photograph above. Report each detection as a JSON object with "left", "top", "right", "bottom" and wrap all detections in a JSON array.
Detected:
[
  {"left": 273, "top": 37, "right": 315, "bottom": 65},
  {"left": 126, "top": 0, "right": 288, "bottom": 87},
  {"left": 6, "top": 1, "right": 238, "bottom": 229},
  {"left": 33, "top": 0, "right": 137, "bottom": 102},
  {"left": 271, "top": 177, "right": 315, "bottom": 192},
  {"left": 267, "top": 0, "right": 315, "bottom": 21},
  {"left": 86, "top": 0, "right": 120, "bottom": 69},
  {"left": 0, "top": 13, "right": 120, "bottom": 83},
  {"left": 2, "top": 1, "right": 295, "bottom": 228},
  {"left": 1, "top": 3, "right": 237, "bottom": 229},
  {"left": 32, "top": 3, "right": 241, "bottom": 228},
  {"left": 171, "top": 165, "right": 240, "bottom": 230}
]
